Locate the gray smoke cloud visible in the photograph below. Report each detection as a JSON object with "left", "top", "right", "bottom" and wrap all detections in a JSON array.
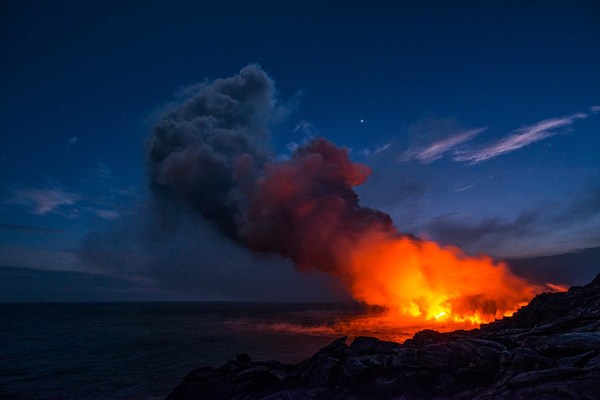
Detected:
[
  {"left": 80, "top": 195, "right": 344, "bottom": 302},
  {"left": 80, "top": 65, "right": 354, "bottom": 301},
  {"left": 81, "top": 65, "right": 557, "bottom": 306},
  {"left": 145, "top": 64, "right": 396, "bottom": 278},
  {"left": 146, "top": 64, "right": 277, "bottom": 239}
]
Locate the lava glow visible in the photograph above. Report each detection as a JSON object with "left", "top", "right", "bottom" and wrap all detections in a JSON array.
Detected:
[
  {"left": 147, "top": 67, "right": 548, "bottom": 332},
  {"left": 344, "top": 233, "right": 539, "bottom": 329},
  {"left": 238, "top": 138, "right": 541, "bottom": 330}
]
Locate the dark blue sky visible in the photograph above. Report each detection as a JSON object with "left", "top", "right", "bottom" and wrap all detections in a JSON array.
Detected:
[{"left": 1, "top": 1, "right": 599, "bottom": 300}]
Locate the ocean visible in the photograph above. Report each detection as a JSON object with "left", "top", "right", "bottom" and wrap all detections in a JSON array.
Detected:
[{"left": 0, "top": 302, "right": 418, "bottom": 400}]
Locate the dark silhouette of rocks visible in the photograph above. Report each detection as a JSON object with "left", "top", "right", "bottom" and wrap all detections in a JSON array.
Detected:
[{"left": 168, "top": 273, "right": 600, "bottom": 399}]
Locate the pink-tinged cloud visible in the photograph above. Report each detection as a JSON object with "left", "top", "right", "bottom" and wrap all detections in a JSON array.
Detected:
[
  {"left": 92, "top": 209, "right": 120, "bottom": 220},
  {"left": 401, "top": 127, "right": 486, "bottom": 164},
  {"left": 14, "top": 186, "right": 80, "bottom": 215},
  {"left": 454, "top": 113, "right": 588, "bottom": 164}
]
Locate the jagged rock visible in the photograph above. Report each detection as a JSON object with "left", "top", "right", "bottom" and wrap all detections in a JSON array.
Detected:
[
  {"left": 338, "top": 357, "right": 370, "bottom": 386},
  {"left": 584, "top": 353, "right": 600, "bottom": 370},
  {"left": 349, "top": 336, "right": 402, "bottom": 354},
  {"left": 167, "top": 272, "right": 600, "bottom": 400},
  {"left": 507, "top": 367, "right": 587, "bottom": 388},
  {"left": 557, "top": 350, "right": 597, "bottom": 368},
  {"left": 306, "top": 356, "right": 338, "bottom": 388},
  {"left": 521, "top": 332, "right": 600, "bottom": 357},
  {"left": 510, "top": 347, "right": 555, "bottom": 371}
]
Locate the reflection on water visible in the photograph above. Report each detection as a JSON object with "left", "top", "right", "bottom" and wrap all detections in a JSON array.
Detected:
[{"left": 0, "top": 302, "right": 468, "bottom": 399}]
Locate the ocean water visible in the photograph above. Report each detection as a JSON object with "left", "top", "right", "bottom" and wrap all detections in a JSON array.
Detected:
[{"left": 0, "top": 302, "right": 417, "bottom": 400}]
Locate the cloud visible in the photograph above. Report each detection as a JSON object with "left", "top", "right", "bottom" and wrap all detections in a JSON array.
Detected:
[
  {"left": 286, "top": 142, "right": 300, "bottom": 153},
  {"left": 507, "top": 246, "right": 600, "bottom": 287},
  {"left": 400, "top": 109, "right": 595, "bottom": 165},
  {"left": 79, "top": 199, "right": 343, "bottom": 301},
  {"left": 284, "top": 121, "right": 324, "bottom": 159},
  {"left": 402, "top": 128, "right": 485, "bottom": 164},
  {"left": 354, "top": 138, "right": 430, "bottom": 215},
  {"left": 566, "top": 185, "right": 600, "bottom": 222},
  {"left": 146, "top": 64, "right": 279, "bottom": 239},
  {"left": 87, "top": 208, "right": 120, "bottom": 220},
  {"left": 0, "top": 223, "right": 64, "bottom": 234},
  {"left": 357, "top": 177, "right": 425, "bottom": 213},
  {"left": 67, "top": 136, "right": 78, "bottom": 148},
  {"left": 83, "top": 161, "right": 113, "bottom": 180},
  {"left": 293, "top": 120, "right": 319, "bottom": 136},
  {"left": 425, "top": 211, "right": 541, "bottom": 253},
  {"left": 454, "top": 184, "right": 474, "bottom": 192},
  {"left": 12, "top": 185, "right": 81, "bottom": 215},
  {"left": 7, "top": 177, "right": 122, "bottom": 220},
  {"left": 81, "top": 65, "right": 346, "bottom": 301},
  {"left": 454, "top": 112, "right": 588, "bottom": 164},
  {"left": 423, "top": 184, "right": 600, "bottom": 257},
  {"left": 360, "top": 143, "right": 392, "bottom": 157}
]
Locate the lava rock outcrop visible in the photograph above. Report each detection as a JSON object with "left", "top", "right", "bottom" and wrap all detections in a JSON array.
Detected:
[{"left": 168, "top": 273, "right": 600, "bottom": 399}]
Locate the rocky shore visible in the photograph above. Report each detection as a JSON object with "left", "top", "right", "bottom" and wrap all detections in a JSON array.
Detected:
[{"left": 168, "top": 273, "right": 600, "bottom": 399}]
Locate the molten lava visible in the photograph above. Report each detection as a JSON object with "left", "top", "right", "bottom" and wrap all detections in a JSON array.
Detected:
[
  {"left": 146, "top": 66, "right": 550, "bottom": 332},
  {"left": 238, "top": 138, "right": 541, "bottom": 330},
  {"left": 345, "top": 233, "right": 538, "bottom": 329}
]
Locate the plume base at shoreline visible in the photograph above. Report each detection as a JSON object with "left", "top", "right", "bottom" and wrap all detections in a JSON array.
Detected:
[{"left": 168, "top": 272, "right": 600, "bottom": 400}]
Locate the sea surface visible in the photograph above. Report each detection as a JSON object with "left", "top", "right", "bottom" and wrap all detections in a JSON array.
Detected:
[{"left": 0, "top": 302, "right": 418, "bottom": 400}]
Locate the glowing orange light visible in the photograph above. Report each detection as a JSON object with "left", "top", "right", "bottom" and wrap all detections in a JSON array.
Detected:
[{"left": 341, "top": 233, "right": 541, "bottom": 330}]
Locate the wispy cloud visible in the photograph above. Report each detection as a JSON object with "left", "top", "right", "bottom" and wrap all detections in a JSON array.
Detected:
[
  {"left": 401, "top": 128, "right": 486, "bottom": 164},
  {"left": 283, "top": 120, "right": 320, "bottom": 159},
  {"left": 400, "top": 108, "right": 595, "bottom": 165},
  {"left": 89, "top": 208, "right": 120, "bottom": 220},
  {"left": 67, "top": 136, "right": 78, "bottom": 148},
  {"left": 83, "top": 161, "right": 113, "bottom": 180},
  {"left": 454, "top": 184, "right": 474, "bottom": 192},
  {"left": 9, "top": 186, "right": 123, "bottom": 220},
  {"left": 293, "top": 120, "right": 318, "bottom": 136},
  {"left": 12, "top": 185, "right": 81, "bottom": 215},
  {"left": 455, "top": 112, "right": 588, "bottom": 164},
  {"left": 360, "top": 143, "right": 392, "bottom": 157}
]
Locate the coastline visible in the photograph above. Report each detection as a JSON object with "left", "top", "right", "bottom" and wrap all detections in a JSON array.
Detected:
[{"left": 168, "top": 273, "right": 600, "bottom": 399}]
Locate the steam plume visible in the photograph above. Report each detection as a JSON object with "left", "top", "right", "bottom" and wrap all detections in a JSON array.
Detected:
[
  {"left": 240, "top": 138, "right": 395, "bottom": 272},
  {"left": 147, "top": 65, "right": 394, "bottom": 272},
  {"left": 147, "top": 65, "right": 274, "bottom": 238},
  {"left": 147, "top": 65, "right": 539, "bottom": 325}
]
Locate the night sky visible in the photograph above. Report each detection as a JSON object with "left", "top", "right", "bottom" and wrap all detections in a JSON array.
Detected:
[{"left": 1, "top": 1, "right": 599, "bottom": 301}]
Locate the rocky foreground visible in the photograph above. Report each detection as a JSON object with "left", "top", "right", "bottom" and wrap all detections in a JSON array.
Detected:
[{"left": 168, "top": 273, "right": 600, "bottom": 399}]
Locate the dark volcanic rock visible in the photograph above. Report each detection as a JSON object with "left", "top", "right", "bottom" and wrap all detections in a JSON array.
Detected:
[{"left": 167, "top": 272, "right": 600, "bottom": 400}]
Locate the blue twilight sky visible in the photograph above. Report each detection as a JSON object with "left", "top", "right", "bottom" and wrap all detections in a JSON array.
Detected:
[{"left": 1, "top": 1, "right": 599, "bottom": 300}]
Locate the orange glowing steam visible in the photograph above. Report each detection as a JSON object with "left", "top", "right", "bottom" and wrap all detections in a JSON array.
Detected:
[
  {"left": 344, "top": 233, "right": 538, "bottom": 327},
  {"left": 238, "top": 138, "right": 543, "bottom": 330},
  {"left": 146, "top": 68, "right": 550, "bottom": 332}
]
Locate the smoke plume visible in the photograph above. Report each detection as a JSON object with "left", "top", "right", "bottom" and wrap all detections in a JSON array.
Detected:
[
  {"left": 145, "top": 65, "right": 540, "bottom": 325},
  {"left": 147, "top": 64, "right": 394, "bottom": 268},
  {"left": 147, "top": 65, "right": 274, "bottom": 238}
]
